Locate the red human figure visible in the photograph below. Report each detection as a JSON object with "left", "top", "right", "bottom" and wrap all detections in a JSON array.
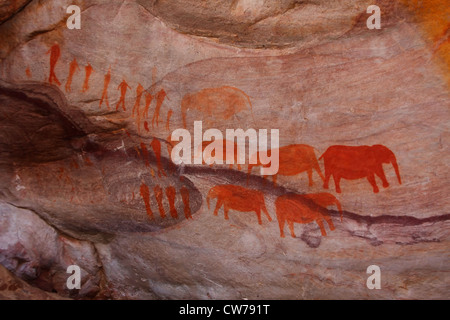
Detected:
[
  {"left": 150, "top": 138, "right": 166, "bottom": 177},
  {"left": 140, "top": 183, "right": 154, "bottom": 219},
  {"left": 143, "top": 92, "right": 153, "bottom": 119},
  {"left": 133, "top": 84, "right": 145, "bottom": 117},
  {"left": 166, "top": 109, "right": 173, "bottom": 131},
  {"left": 152, "top": 89, "right": 167, "bottom": 128},
  {"left": 25, "top": 67, "right": 32, "bottom": 78},
  {"left": 81, "top": 63, "right": 94, "bottom": 92},
  {"left": 65, "top": 58, "right": 80, "bottom": 93},
  {"left": 140, "top": 142, "right": 150, "bottom": 167},
  {"left": 165, "top": 186, "right": 178, "bottom": 219},
  {"left": 133, "top": 84, "right": 145, "bottom": 133},
  {"left": 99, "top": 67, "right": 112, "bottom": 109},
  {"left": 116, "top": 79, "right": 131, "bottom": 111},
  {"left": 180, "top": 186, "right": 192, "bottom": 219},
  {"left": 154, "top": 185, "right": 166, "bottom": 219},
  {"left": 47, "top": 43, "right": 61, "bottom": 86}
]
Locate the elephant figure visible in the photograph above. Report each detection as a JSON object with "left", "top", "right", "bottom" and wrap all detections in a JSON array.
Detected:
[
  {"left": 320, "top": 145, "right": 402, "bottom": 193},
  {"left": 181, "top": 86, "right": 254, "bottom": 128},
  {"left": 207, "top": 184, "right": 271, "bottom": 225},
  {"left": 275, "top": 193, "right": 335, "bottom": 237},
  {"left": 248, "top": 144, "right": 324, "bottom": 187}
]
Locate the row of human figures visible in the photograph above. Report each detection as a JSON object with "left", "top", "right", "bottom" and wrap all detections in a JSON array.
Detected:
[{"left": 41, "top": 43, "right": 171, "bottom": 134}]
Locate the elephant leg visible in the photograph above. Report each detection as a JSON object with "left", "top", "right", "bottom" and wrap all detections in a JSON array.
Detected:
[
  {"left": 255, "top": 209, "right": 262, "bottom": 225},
  {"left": 375, "top": 166, "right": 389, "bottom": 188},
  {"left": 315, "top": 219, "right": 327, "bottom": 236},
  {"left": 323, "top": 213, "right": 335, "bottom": 231},
  {"left": 278, "top": 217, "right": 286, "bottom": 238},
  {"left": 213, "top": 200, "right": 223, "bottom": 216},
  {"left": 262, "top": 205, "right": 272, "bottom": 222},
  {"left": 367, "top": 173, "right": 380, "bottom": 193},
  {"left": 307, "top": 169, "right": 313, "bottom": 187},
  {"left": 287, "top": 220, "right": 296, "bottom": 238},
  {"left": 224, "top": 206, "right": 230, "bottom": 220},
  {"left": 333, "top": 174, "right": 342, "bottom": 193}
]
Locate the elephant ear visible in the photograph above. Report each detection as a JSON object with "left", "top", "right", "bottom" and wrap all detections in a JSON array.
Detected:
[{"left": 371, "top": 145, "right": 392, "bottom": 163}]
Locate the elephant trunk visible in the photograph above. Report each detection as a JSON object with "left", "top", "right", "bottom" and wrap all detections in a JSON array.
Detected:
[{"left": 391, "top": 156, "right": 402, "bottom": 185}]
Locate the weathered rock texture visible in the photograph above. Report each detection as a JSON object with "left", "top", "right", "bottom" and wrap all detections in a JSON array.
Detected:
[{"left": 0, "top": 0, "right": 448, "bottom": 299}]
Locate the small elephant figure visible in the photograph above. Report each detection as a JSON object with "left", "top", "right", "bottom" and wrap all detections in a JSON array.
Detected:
[
  {"left": 181, "top": 86, "right": 254, "bottom": 128},
  {"left": 275, "top": 193, "right": 335, "bottom": 237},
  {"left": 320, "top": 145, "right": 402, "bottom": 193},
  {"left": 248, "top": 144, "right": 324, "bottom": 187},
  {"left": 207, "top": 184, "right": 271, "bottom": 225}
]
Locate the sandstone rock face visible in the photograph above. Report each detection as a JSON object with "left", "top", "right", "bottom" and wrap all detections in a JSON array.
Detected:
[
  {"left": 0, "top": 0, "right": 448, "bottom": 299},
  {"left": 0, "top": 0, "right": 30, "bottom": 23}
]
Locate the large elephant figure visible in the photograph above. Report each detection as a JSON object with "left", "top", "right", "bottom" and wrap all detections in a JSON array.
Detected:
[
  {"left": 319, "top": 145, "right": 402, "bottom": 193},
  {"left": 181, "top": 86, "right": 253, "bottom": 128}
]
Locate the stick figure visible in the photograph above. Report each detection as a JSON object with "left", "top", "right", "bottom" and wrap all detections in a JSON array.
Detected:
[
  {"left": 143, "top": 91, "right": 153, "bottom": 119},
  {"left": 25, "top": 67, "right": 32, "bottom": 79},
  {"left": 65, "top": 58, "right": 80, "bottom": 93},
  {"left": 166, "top": 109, "right": 173, "bottom": 131},
  {"left": 116, "top": 79, "right": 131, "bottom": 111},
  {"left": 151, "top": 138, "right": 166, "bottom": 177},
  {"left": 132, "top": 84, "right": 145, "bottom": 117},
  {"left": 47, "top": 43, "right": 61, "bottom": 86},
  {"left": 152, "top": 89, "right": 167, "bottom": 128},
  {"left": 81, "top": 63, "right": 94, "bottom": 92},
  {"left": 99, "top": 67, "right": 112, "bottom": 109}
]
